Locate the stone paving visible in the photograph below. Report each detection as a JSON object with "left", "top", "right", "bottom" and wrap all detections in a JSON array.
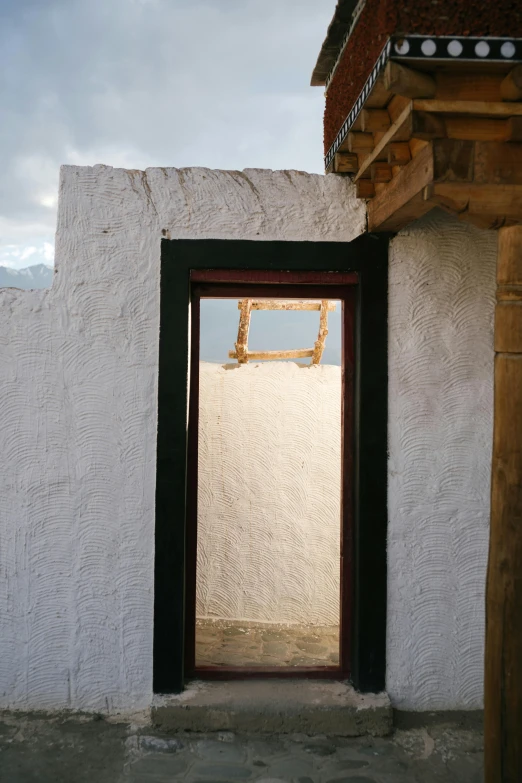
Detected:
[
  {"left": 0, "top": 712, "right": 483, "bottom": 783},
  {"left": 196, "top": 620, "right": 340, "bottom": 667}
]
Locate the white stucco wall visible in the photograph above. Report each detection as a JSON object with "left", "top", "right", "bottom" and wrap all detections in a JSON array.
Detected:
[
  {"left": 387, "top": 210, "right": 496, "bottom": 710},
  {"left": 197, "top": 361, "right": 341, "bottom": 626},
  {"left": 0, "top": 164, "right": 495, "bottom": 712},
  {"left": 0, "top": 166, "right": 364, "bottom": 713}
]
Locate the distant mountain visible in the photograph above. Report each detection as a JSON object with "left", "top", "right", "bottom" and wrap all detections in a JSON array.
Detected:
[{"left": 0, "top": 264, "right": 54, "bottom": 290}]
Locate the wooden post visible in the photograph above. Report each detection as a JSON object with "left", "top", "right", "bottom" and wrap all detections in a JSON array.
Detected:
[{"left": 485, "top": 225, "right": 522, "bottom": 783}]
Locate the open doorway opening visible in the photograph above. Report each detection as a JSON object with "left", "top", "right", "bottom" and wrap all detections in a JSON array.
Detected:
[{"left": 185, "top": 273, "right": 356, "bottom": 679}]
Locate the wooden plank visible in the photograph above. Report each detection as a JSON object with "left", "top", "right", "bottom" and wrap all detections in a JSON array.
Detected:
[
  {"left": 435, "top": 71, "right": 503, "bottom": 102},
  {"left": 371, "top": 163, "right": 393, "bottom": 183},
  {"left": 413, "top": 99, "right": 522, "bottom": 117},
  {"left": 388, "top": 142, "right": 411, "bottom": 166},
  {"left": 384, "top": 61, "right": 436, "bottom": 98},
  {"left": 355, "top": 102, "right": 412, "bottom": 181},
  {"left": 485, "top": 224, "right": 522, "bottom": 783},
  {"left": 334, "top": 151, "right": 359, "bottom": 174},
  {"left": 367, "top": 142, "right": 435, "bottom": 231},
  {"left": 245, "top": 300, "right": 337, "bottom": 311},
  {"left": 356, "top": 180, "right": 375, "bottom": 199},
  {"left": 312, "top": 299, "right": 329, "bottom": 365},
  {"left": 361, "top": 109, "right": 391, "bottom": 132},
  {"left": 228, "top": 348, "right": 314, "bottom": 361},
  {"left": 501, "top": 65, "right": 522, "bottom": 102}
]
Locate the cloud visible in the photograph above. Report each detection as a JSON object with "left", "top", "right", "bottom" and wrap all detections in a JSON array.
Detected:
[{"left": 2, "top": 0, "right": 333, "bottom": 268}]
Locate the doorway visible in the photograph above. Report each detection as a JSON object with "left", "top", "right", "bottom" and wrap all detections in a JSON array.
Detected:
[
  {"left": 186, "top": 275, "right": 356, "bottom": 678},
  {"left": 153, "top": 237, "right": 388, "bottom": 694}
]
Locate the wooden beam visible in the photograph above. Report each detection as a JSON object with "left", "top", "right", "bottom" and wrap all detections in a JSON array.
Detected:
[
  {"left": 427, "top": 183, "right": 522, "bottom": 223},
  {"left": 355, "top": 103, "right": 412, "bottom": 181},
  {"left": 361, "top": 109, "right": 391, "bottom": 133},
  {"left": 244, "top": 300, "right": 337, "bottom": 312},
  {"left": 435, "top": 71, "right": 503, "bottom": 102},
  {"left": 228, "top": 348, "right": 314, "bottom": 361},
  {"left": 367, "top": 142, "right": 435, "bottom": 232},
  {"left": 371, "top": 163, "right": 392, "bottom": 183},
  {"left": 501, "top": 65, "right": 522, "bottom": 102},
  {"left": 485, "top": 225, "right": 522, "bottom": 783},
  {"left": 383, "top": 61, "right": 436, "bottom": 98},
  {"left": 334, "top": 151, "right": 358, "bottom": 174},
  {"left": 413, "top": 99, "right": 522, "bottom": 118},
  {"left": 388, "top": 142, "right": 411, "bottom": 166},
  {"left": 356, "top": 180, "right": 375, "bottom": 199}
]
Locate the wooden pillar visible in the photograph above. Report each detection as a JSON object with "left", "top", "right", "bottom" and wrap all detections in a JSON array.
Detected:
[{"left": 485, "top": 225, "right": 522, "bottom": 782}]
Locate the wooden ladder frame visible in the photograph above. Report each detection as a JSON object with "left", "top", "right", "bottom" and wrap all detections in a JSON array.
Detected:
[{"left": 228, "top": 298, "right": 336, "bottom": 364}]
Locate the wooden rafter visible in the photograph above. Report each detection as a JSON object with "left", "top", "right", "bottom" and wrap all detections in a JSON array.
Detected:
[
  {"left": 329, "top": 62, "right": 522, "bottom": 232},
  {"left": 228, "top": 299, "right": 336, "bottom": 364}
]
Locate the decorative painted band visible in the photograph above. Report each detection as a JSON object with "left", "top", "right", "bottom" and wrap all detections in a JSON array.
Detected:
[
  {"left": 324, "top": 35, "right": 522, "bottom": 171},
  {"left": 392, "top": 34, "right": 522, "bottom": 62}
]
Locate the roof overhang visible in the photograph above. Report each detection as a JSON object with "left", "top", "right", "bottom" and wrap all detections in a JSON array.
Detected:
[{"left": 311, "top": 0, "right": 361, "bottom": 87}]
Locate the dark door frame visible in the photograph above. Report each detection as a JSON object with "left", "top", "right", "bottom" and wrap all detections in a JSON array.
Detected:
[
  {"left": 154, "top": 235, "right": 389, "bottom": 694},
  {"left": 186, "top": 275, "right": 356, "bottom": 680}
]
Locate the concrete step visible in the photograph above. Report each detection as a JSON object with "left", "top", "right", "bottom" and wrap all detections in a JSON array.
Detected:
[{"left": 152, "top": 680, "right": 392, "bottom": 737}]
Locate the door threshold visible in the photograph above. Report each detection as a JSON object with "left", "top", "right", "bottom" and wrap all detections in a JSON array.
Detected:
[{"left": 152, "top": 679, "right": 392, "bottom": 736}]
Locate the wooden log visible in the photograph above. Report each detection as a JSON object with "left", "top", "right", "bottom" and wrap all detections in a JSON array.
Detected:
[
  {"left": 228, "top": 348, "right": 314, "bottom": 361},
  {"left": 427, "top": 183, "right": 522, "bottom": 221},
  {"left": 388, "top": 142, "right": 411, "bottom": 166},
  {"left": 356, "top": 180, "right": 376, "bottom": 199},
  {"left": 334, "top": 151, "right": 358, "bottom": 174},
  {"left": 384, "top": 61, "right": 436, "bottom": 98},
  {"left": 361, "top": 109, "right": 391, "bottom": 132},
  {"left": 501, "top": 65, "right": 522, "bottom": 102},
  {"left": 485, "top": 225, "right": 522, "bottom": 783},
  {"left": 347, "top": 132, "right": 374, "bottom": 152},
  {"left": 371, "top": 163, "right": 393, "bottom": 183},
  {"left": 244, "top": 300, "right": 336, "bottom": 311}
]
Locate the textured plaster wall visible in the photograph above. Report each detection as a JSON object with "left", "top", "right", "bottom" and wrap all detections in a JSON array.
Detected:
[
  {"left": 0, "top": 165, "right": 364, "bottom": 713},
  {"left": 0, "top": 162, "right": 495, "bottom": 712},
  {"left": 197, "top": 361, "right": 341, "bottom": 626},
  {"left": 387, "top": 210, "right": 496, "bottom": 710}
]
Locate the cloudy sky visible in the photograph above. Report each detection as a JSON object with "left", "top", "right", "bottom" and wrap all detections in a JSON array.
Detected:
[{"left": 1, "top": 0, "right": 333, "bottom": 270}]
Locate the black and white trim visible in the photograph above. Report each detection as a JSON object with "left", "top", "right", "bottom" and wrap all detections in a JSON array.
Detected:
[
  {"left": 325, "top": 35, "right": 522, "bottom": 171},
  {"left": 391, "top": 35, "right": 522, "bottom": 63}
]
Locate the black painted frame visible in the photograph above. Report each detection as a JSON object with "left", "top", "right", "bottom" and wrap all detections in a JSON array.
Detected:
[{"left": 154, "top": 234, "right": 389, "bottom": 694}]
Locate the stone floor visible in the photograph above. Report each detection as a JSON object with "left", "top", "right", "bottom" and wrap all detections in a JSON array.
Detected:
[
  {"left": 196, "top": 619, "right": 340, "bottom": 667},
  {"left": 0, "top": 712, "right": 483, "bottom": 782}
]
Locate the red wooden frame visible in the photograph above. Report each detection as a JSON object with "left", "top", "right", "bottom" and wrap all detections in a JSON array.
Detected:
[{"left": 185, "top": 269, "right": 357, "bottom": 680}]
